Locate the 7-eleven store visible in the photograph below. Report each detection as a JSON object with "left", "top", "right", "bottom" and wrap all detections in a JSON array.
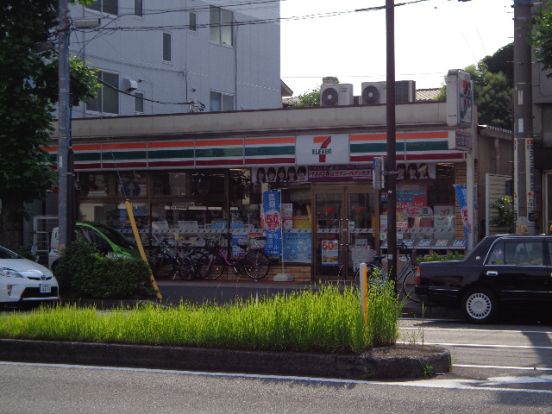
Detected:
[{"left": 45, "top": 104, "right": 471, "bottom": 282}]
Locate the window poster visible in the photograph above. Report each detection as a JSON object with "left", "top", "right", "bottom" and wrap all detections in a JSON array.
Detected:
[
  {"left": 321, "top": 239, "right": 339, "bottom": 266},
  {"left": 397, "top": 184, "right": 427, "bottom": 209},
  {"left": 262, "top": 190, "right": 282, "bottom": 257},
  {"left": 283, "top": 232, "right": 312, "bottom": 263}
]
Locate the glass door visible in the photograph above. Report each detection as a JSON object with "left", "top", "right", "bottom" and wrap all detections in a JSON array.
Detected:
[
  {"left": 314, "top": 191, "right": 344, "bottom": 278},
  {"left": 313, "top": 185, "right": 377, "bottom": 280}
]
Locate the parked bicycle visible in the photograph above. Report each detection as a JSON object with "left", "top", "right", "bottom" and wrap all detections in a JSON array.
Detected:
[
  {"left": 201, "top": 234, "right": 270, "bottom": 281},
  {"left": 148, "top": 238, "right": 196, "bottom": 280}
]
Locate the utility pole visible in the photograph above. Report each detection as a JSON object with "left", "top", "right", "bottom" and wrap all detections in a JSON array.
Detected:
[
  {"left": 58, "top": 0, "right": 73, "bottom": 249},
  {"left": 513, "top": 0, "right": 535, "bottom": 234},
  {"left": 385, "top": 0, "right": 398, "bottom": 287}
]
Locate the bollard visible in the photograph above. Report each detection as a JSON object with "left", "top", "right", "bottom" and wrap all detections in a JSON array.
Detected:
[{"left": 359, "top": 263, "right": 369, "bottom": 325}]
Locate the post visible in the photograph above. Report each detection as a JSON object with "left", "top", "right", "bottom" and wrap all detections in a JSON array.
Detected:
[
  {"left": 386, "top": 0, "right": 398, "bottom": 289},
  {"left": 359, "top": 262, "right": 369, "bottom": 325},
  {"left": 57, "top": 0, "right": 73, "bottom": 249},
  {"left": 513, "top": 0, "right": 535, "bottom": 235}
]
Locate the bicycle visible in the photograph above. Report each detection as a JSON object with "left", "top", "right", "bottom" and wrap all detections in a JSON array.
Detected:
[
  {"left": 148, "top": 238, "right": 196, "bottom": 281},
  {"left": 202, "top": 234, "right": 270, "bottom": 281}
]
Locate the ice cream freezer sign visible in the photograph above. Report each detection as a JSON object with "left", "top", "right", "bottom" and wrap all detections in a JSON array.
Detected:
[{"left": 262, "top": 190, "right": 282, "bottom": 257}]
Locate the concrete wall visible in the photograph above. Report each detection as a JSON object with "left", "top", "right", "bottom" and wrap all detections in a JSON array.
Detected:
[{"left": 69, "top": 0, "right": 280, "bottom": 117}]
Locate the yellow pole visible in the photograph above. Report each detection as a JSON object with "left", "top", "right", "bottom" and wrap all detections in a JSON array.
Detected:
[
  {"left": 125, "top": 199, "right": 162, "bottom": 301},
  {"left": 359, "top": 262, "right": 369, "bottom": 326}
]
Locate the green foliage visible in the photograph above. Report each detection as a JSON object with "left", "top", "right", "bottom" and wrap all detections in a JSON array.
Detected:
[
  {"left": 0, "top": 286, "right": 402, "bottom": 353},
  {"left": 13, "top": 247, "right": 36, "bottom": 261},
  {"left": 417, "top": 252, "right": 465, "bottom": 263},
  {"left": 55, "top": 240, "right": 152, "bottom": 299},
  {"left": 481, "top": 43, "right": 513, "bottom": 86},
  {"left": 533, "top": 0, "right": 552, "bottom": 75},
  {"left": 0, "top": 1, "right": 99, "bottom": 246},
  {"left": 491, "top": 195, "right": 514, "bottom": 230},
  {"left": 289, "top": 88, "right": 320, "bottom": 108}
]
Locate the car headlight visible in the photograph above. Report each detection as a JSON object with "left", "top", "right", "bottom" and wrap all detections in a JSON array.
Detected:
[{"left": 0, "top": 268, "right": 24, "bottom": 278}]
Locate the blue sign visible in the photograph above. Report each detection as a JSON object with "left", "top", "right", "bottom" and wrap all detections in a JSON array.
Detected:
[
  {"left": 283, "top": 232, "right": 312, "bottom": 263},
  {"left": 262, "top": 190, "right": 282, "bottom": 257}
]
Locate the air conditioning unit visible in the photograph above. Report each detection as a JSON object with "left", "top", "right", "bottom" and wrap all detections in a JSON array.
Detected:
[
  {"left": 361, "top": 82, "right": 387, "bottom": 105},
  {"left": 361, "top": 80, "right": 417, "bottom": 105},
  {"left": 396, "top": 80, "right": 416, "bottom": 104},
  {"left": 122, "top": 78, "right": 138, "bottom": 92},
  {"left": 320, "top": 83, "right": 354, "bottom": 106}
]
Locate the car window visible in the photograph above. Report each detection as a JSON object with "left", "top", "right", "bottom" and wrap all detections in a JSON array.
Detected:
[
  {"left": 505, "top": 241, "right": 543, "bottom": 266},
  {"left": 486, "top": 241, "right": 505, "bottom": 265},
  {"left": 547, "top": 242, "right": 552, "bottom": 265},
  {"left": 0, "top": 246, "right": 20, "bottom": 259},
  {"left": 85, "top": 229, "right": 112, "bottom": 253}
]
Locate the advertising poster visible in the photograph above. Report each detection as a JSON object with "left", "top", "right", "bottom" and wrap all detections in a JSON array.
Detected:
[
  {"left": 321, "top": 239, "right": 339, "bottom": 266},
  {"left": 283, "top": 232, "right": 312, "bottom": 263},
  {"left": 397, "top": 184, "right": 427, "bottom": 209},
  {"left": 453, "top": 184, "right": 468, "bottom": 242},
  {"left": 262, "top": 190, "right": 282, "bottom": 257}
]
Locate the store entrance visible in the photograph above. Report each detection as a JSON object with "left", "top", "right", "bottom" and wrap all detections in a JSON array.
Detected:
[{"left": 313, "top": 184, "right": 377, "bottom": 280}]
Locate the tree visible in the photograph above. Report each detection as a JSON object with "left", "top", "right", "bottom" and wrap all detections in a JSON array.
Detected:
[
  {"left": 289, "top": 88, "right": 320, "bottom": 108},
  {"left": 0, "top": 0, "right": 97, "bottom": 248},
  {"left": 533, "top": 0, "right": 552, "bottom": 74}
]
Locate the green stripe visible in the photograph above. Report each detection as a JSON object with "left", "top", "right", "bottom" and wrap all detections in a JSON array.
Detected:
[
  {"left": 196, "top": 147, "right": 243, "bottom": 158},
  {"left": 103, "top": 151, "right": 147, "bottom": 160},
  {"left": 75, "top": 153, "right": 101, "bottom": 162},
  {"left": 406, "top": 141, "right": 449, "bottom": 152},
  {"left": 245, "top": 146, "right": 295, "bottom": 156},
  {"left": 148, "top": 149, "right": 194, "bottom": 159},
  {"left": 351, "top": 141, "right": 446, "bottom": 154}
]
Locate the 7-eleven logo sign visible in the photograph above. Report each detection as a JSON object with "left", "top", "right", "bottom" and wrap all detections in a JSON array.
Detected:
[{"left": 312, "top": 135, "right": 332, "bottom": 163}]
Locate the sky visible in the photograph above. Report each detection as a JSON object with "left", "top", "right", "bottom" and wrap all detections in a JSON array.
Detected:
[{"left": 280, "top": 0, "right": 514, "bottom": 96}]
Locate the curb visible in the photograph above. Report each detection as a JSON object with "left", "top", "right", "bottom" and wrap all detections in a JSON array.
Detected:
[{"left": 0, "top": 339, "right": 450, "bottom": 380}]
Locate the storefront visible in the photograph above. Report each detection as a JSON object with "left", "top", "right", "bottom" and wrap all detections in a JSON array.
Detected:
[{"left": 56, "top": 128, "right": 467, "bottom": 282}]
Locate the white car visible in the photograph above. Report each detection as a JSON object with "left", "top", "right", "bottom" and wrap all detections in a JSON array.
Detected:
[{"left": 0, "top": 245, "right": 60, "bottom": 304}]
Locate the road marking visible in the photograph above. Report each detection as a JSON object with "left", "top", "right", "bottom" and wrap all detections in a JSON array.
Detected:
[
  {"left": 401, "top": 326, "right": 552, "bottom": 335},
  {"left": 397, "top": 341, "right": 552, "bottom": 350},
  {"left": 3, "top": 361, "right": 552, "bottom": 395},
  {"left": 454, "top": 364, "right": 552, "bottom": 372}
]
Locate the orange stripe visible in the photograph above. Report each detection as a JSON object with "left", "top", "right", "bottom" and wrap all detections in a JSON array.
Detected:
[
  {"left": 43, "top": 145, "right": 58, "bottom": 153},
  {"left": 102, "top": 142, "right": 147, "bottom": 150},
  {"left": 350, "top": 131, "right": 448, "bottom": 142},
  {"left": 148, "top": 140, "right": 195, "bottom": 149},
  {"left": 245, "top": 137, "right": 295, "bottom": 145},
  {"left": 195, "top": 138, "right": 243, "bottom": 147},
  {"left": 74, "top": 144, "right": 101, "bottom": 151}
]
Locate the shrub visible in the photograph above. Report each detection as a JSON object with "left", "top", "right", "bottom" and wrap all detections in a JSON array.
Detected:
[
  {"left": 55, "top": 240, "right": 152, "bottom": 299},
  {"left": 417, "top": 251, "right": 464, "bottom": 263}
]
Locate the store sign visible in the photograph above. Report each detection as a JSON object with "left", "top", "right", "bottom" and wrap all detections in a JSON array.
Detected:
[
  {"left": 262, "top": 190, "right": 282, "bottom": 257},
  {"left": 451, "top": 128, "right": 472, "bottom": 151},
  {"left": 526, "top": 139, "right": 535, "bottom": 221},
  {"left": 308, "top": 165, "right": 372, "bottom": 182},
  {"left": 296, "top": 134, "right": 349, "bottom": 165},
  {"left": 446, "top": 69, "right": 473, "bottom": 127}
]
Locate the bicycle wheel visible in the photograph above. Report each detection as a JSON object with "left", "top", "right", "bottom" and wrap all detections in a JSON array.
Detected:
[
  {"left": 400, "top": 266, "right": 420, "bottom": 303},
  {"left": 204, "top": 255, "right": 226, "bottom": 280},
  {"left": 193, "top": 252, "right": 212, "bottom": 279},
  {"left": 171, "top": 257, "right": 195, "bottom": 281},
  {"left": 242, "top": 249, "right": 270, "bottom": 281}
]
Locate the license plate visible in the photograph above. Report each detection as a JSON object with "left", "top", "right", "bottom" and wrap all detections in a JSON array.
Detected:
[{"left": 39, "top": 284, "right": 51, "bottom": 294}]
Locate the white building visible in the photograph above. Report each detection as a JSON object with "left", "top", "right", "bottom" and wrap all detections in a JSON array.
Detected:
[{"left": 69, "top": 0, "right": 281, "bottom": 117}]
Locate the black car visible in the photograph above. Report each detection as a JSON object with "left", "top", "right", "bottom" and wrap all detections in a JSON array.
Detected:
[{"left": 415, "top": 235, "right": 552, "bottom": 323}]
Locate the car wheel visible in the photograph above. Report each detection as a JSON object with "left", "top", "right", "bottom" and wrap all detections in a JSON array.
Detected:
[{"left": 462, "top": 287, "right": 498, "bottom": 323}]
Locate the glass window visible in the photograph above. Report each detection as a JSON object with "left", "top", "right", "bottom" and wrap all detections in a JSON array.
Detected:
[
  {"left": 210, "top": 6, "right": 233, "bottom": 46},
  {"left": 135, "top": 92, "right": 144, "bottom": 113},
  {"left": 151, "top": 172, "right": 190, "bottom": 196},
  {"left": 486, "top": 241, "right": 504, "bottom": 265},
  {"left": 118, "top": 172, "right": 147, "bottom": 197},
  {"left": 135, "top": 0, "right": 143, "bottom": 16},
  {"left": 86, "top": 71, "right": 119, "bottom": 114},
  {"left": 88, "top": 0, "right": 118, "bottom": 15},
  {"left": 189, "top": 12, "right": 197, "bottom": 31},
  {"left": 79, "top": 173, "right": 113, "bottom": 198},
  {"left": 547, "top": 242, "right": 552, "bottom": 264},
  {"left": 163, "top": 33, "right": 172, "bottom": 62},
  {"left": 505, "top": 241, "right": 543, "bottom": 266},
  {"left": 210, "top": 92, "right": 233, "bottom": 112}
]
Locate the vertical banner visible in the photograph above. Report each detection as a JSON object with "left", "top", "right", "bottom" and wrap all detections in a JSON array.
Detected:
[
  {"left": 262, "top": 190, "right": 282, "bottom": 257},
  {"left": 454, "top": 184, "right": 469, "bottom": 243},
  {"left": 525, "top": 138, "right": 535, "bottom": 231}
]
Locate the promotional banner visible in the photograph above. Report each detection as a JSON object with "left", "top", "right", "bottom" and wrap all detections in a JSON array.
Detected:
[
  {"left": 283, "top": 232, "right": 312, "bottom": 263},
  {"left": 262, "top": 190, "right": 282, "bottom": 257},
  {"left": 454, "top": 184, "right": 468, "bottom": 241}
]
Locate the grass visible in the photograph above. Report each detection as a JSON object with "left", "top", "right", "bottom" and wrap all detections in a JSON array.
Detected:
[{"left": 0, "top": 285, "right": 402, "bottom": 354}]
